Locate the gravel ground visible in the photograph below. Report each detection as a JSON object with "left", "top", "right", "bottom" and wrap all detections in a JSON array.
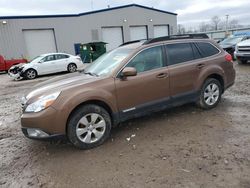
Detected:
[{"left": 0, "top": 63, "right": 250, "bottom": 188}]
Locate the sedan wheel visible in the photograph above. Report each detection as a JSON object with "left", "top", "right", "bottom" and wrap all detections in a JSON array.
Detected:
[
  {"left": 25, "top": 69, "right": 37, "bottom": 79},
  {"left": 68, "top": 63, "right": 77, "bottom": 73}
]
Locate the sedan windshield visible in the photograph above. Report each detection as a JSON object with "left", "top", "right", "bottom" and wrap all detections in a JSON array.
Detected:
[
  {"left": 220, "top": 36, "right": 243, "bottom": 45},
  {"left": 84, "top": 48, "right": 132, "bottom": 76},
  {"left": 30, "top": 55, "right": 44, "bottom": 64}
]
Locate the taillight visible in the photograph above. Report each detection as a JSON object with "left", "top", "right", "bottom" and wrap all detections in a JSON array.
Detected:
[{"left": 225, "top": 53, "right": 233, "bottom": 62}]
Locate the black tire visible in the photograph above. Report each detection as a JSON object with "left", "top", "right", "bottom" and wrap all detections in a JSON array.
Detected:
[
  {"left": 237, "top": 59, "right": 247, "bottom": 64},
  {"left": 67, "top": 104, "right": 112, "bottom": 149},
  {"left": 25, "top": 69, "right": 37, "bottom": 80},
  {"left": 67, "top": 63, "right": 77, "bottom": 73},
  {"left": 197, "top": 78, "right": 222, "bottom": 110}
]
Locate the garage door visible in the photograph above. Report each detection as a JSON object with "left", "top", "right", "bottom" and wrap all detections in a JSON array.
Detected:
[
  {"left": 23, "top": 29, "right": 57, "bottom": 59},
  {"left": 154, "top": 25, "right": 169, "bottom": 38},
  {"left": 130, "top": 26, "right": 148, "bottom": 41},
  {"left": 102, "top": 27, "right": 123, "bottom": 51}
]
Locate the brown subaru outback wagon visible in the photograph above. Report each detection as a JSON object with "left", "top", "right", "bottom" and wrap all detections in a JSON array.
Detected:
[{"left": 21, "top": 34, "right": 235, "bottom": 149}]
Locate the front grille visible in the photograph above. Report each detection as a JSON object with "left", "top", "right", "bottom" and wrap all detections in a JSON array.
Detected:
[{"left": 238, "top": 46, "right": 250, "bottom": 52}]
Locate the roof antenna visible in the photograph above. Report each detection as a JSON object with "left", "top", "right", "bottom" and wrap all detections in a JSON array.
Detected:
[{"left": 107, "top": 5, "right": 110, "bottom": 8}]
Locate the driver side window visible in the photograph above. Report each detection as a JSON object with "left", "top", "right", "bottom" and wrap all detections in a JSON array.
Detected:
[
  {"left": 126, "top": 46, "right": 163, "bottom": 73},
  {"left": 43, "top": 55, "right": 55, "bottom": 62}
]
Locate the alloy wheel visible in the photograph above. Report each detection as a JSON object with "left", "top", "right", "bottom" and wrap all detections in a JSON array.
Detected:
[
  {"left": 68, "top": 64, "right": 77, "bottom": 72},
  {"left": 76, "top": 113, "right": 106, "bottom": 144},
  {"left": 204, "top": 83, "right": 220, "bottom": 106},
  {"left": 26, "top": 70, "right": 36, "bottom": 79}
]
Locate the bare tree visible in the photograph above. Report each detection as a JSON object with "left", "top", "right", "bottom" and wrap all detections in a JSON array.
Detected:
[
  {"left": 229, "top": 19, "right": 239, "bottom": 29},
  {"left": 199, "top": 22, "right": 211, "bottom": 32},
  {"left": 211, "top": 16, "right": 221, "bottom": 30},
  {"left": 177, "top": 24, "right": 186, "bottom": 34}
]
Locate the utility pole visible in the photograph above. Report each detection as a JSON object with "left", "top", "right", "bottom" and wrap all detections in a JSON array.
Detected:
[
  {"left": 226, "top": 14, "right": 229, "bottom": 37},
  {"left": 91, "top": 0, "right": 93, "bottom": 10}
]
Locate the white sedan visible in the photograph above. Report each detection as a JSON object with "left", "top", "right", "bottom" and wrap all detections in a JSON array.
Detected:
[{"left": 9, "top": 53, "right": 83, "bottom": 80}]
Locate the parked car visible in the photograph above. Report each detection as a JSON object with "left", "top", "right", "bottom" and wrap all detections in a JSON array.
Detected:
[
  {"left": 219, "top": 32, "right": 250, "bottom": 59},
  {"left": 0, "top": 55, "right": 27, "bottom": 72},
  {"left": 20, "top": 34, "right": 235, "bottom": 149},
  {"left": 234, "top": 39, "right": 250, "bottom": 64},
  {"left": 8, "top": 53, "right": 83, "bottom": 80}
]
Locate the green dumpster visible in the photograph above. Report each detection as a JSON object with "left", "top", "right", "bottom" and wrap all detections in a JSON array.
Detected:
[{"left": 78, "top": 42, "right": 107, "bottom": 63}]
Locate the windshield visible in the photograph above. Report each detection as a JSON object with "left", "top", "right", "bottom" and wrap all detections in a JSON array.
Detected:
[
  {"left": 84, "top": 48, "right": 133, "bottom": 76},
  {"left": 220, "top": 36, "right": 243, "bottom": 45},
  {"left": 30, "top": 55, "right": 44, "bottom": 63}
]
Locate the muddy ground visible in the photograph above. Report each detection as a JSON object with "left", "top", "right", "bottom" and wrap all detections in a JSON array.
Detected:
[{"left": 0, "top": 63, "right": 250, "bottom": 188}]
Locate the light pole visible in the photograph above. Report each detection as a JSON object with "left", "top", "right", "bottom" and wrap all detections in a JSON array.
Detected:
[{"left": 226, "top": 14, "right": 229, "bottom": 36}]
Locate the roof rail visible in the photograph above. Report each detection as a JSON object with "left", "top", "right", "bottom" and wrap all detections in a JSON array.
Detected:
[
  {"left": 119, "top": 39, "right": 146, "bottom": 47},
  {"left": 143, "top": 34, "right": 209, "bottom": 45}
]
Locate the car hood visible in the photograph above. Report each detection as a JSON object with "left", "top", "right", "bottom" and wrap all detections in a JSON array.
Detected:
[
  {"left": 237, "top": 39, "right": 250, "bottom": 47},
  {"left": 220, "top": 43, "right": 234, "bottom": 49},
  {"left": 25, "top": 72, "right": 100, "bottom": 100}
]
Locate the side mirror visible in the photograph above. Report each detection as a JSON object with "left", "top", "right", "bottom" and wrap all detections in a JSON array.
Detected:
[{"left": 121, "top": 67, "right": 137, "bottom": 78}]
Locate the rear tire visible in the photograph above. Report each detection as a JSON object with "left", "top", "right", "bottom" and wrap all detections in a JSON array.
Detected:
[
  {"left": 197, "top": 78, "right": 222, "bottom": 110},
  {"left": 25, "top": 69, "right": 37, "bottom": 80},
  {"left": 67, "top": 104, "right": 112, "bottom": 149},
  {"left": 67, "top": 63, "right": 77, "bottom": 73}
]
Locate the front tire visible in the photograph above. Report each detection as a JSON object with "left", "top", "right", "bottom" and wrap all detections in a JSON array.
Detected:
[
  {"left": 25, "top": 69, "right": 37, "bottom": 80},
  {"left": 67, "top": 104, "right": 112, "bottom": 149},
  {"left": 67, "top": 63, "right": 77, "bottom": 73},
  {"left": 197, "top": 78, "right": 222, "bottom": 109}
]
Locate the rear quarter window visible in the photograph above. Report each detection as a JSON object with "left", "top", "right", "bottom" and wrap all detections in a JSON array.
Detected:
[
  {"left": 165, "top": 43, "right": 194, "bottom": 65},
  {"left": 195, "top": 42, "right": 220, "bottom": 57}
]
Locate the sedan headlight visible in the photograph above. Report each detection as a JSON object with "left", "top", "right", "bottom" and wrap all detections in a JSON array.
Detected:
[{"left": 25, "top": 92, "right": 61, "bottom": 113}]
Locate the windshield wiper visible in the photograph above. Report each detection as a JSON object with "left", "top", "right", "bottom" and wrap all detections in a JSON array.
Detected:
[{"left": 84, "top": 71, "right": 99, "bottom": 77}]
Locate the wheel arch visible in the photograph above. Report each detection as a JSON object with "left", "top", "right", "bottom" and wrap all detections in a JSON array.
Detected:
[
  {"left": 66, "top": 99, "right": 117, "bottom": 134},
  {"left": 24, "top": 68, "right": 38, "bottom": 76},
  {"left": 199, "top": 73, "right": 225, "bottom": 93}
]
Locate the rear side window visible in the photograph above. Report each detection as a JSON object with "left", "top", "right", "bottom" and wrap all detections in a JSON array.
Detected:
[
  {"left": 195, "top": 42, "right": 219, "bottom": 57},
  {"left": 165, "top": 43, "right": 194, "bottom": 65},
  {"left": 56, "top": 54, "right": 69, "bottom": 60}
]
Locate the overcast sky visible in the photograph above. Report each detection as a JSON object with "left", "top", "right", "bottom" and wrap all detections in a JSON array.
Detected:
[{"left": 0, "top": 0, "right": 250, "bottom": 28}]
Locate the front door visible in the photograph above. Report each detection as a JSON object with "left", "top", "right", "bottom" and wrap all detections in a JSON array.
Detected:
[
  {"left": 115, "top": 45, "right": 170, "bottom": 120},
  {"left": 38, "top": 55, "right": 57, "bottom": 75}
]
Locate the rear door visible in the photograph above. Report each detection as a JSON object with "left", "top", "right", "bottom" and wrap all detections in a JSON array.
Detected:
[
  {"left": 54, "top": 54, "right": 70, "bottom": 71},
  {"left": 165, "top": 42, "right": 204, "bottom": 103},
  {"left": 115, "top": 45, "right": 170, "bottom": 120}
]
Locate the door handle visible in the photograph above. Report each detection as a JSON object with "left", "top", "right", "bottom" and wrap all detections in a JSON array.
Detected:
[
  {"left": 156, "top": 73, "right": 168, "bottom": 78},
  {"left": 197, "top": 63, "right": 205, "bottom": 69}
]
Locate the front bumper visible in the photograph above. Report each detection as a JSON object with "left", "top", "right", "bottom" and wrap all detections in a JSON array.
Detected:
[
  {"left": 22, "top": 127, "right": 64, "bottom": 140},
  {"left": 21, "top": 106, "right": 66, "bottom": 138},
  {"left": 234, "top": 52, "right": 250, "bottom": 60},
  {"left": 8, "top": 70, "right": 23, "bottom": 80}
]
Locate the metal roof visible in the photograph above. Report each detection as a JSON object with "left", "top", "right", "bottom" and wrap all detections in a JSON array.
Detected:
[{"left": 0, "top": 4, "right": 177, "bottom": 20}]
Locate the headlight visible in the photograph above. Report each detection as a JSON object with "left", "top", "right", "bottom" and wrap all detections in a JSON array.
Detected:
[{"left": 25, "top": 91, "right": 61, "bottom": 113}]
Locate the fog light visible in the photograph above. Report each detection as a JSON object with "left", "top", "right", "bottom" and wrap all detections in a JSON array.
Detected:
[{"left": 27, "top": 128, "right": 49, "bottom": 138}]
